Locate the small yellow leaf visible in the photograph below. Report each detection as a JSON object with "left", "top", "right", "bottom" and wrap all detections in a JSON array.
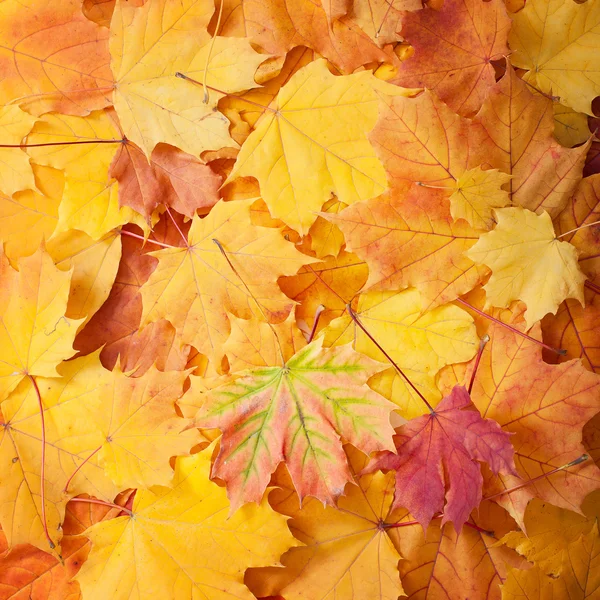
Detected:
[
  {"left": 449, "top": 166, "right": 512, "bottom": 231},
  {"left": 467, "top": 207, "right": 586, "bottom": 328},
  {"left": 0, "top": 105, "right": 36, "bottom": 197}
]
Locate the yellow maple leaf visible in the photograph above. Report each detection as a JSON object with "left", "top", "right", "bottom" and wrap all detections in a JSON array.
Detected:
[
  {"left": 449, "top": 166, "right": 512, "bottom": 231},
  {"left": 111, "top": 0, "right": 266, "bottom": 157},
  {"left": 323, "top": 288, "right": 478, "bottom": 418},
  {"left": 228, "top": 58, "right": 415, "bottom": 234},
  {"left": 26, "top": 111, "right": 142, "bottom": 240},
  {"left": 0, "top": 105, "right": 36, "bottom": 197},
  {"left": 467, "top": 207, "right": 586, "bottom": 328},
  {"left": 509, "top": 0, "right": 600, "bottom": 115},
  {"left": 246, "top": 451, "right": 405, "bottom": 600},
  {"left": 140, "top": 198, "right": 316, "bottom": 364},
  {"left": 0, "top": 247, "right": 82, "bottom": 403},
  {"left": 74, "top": 445, "right": 300, "bottom": 600}
]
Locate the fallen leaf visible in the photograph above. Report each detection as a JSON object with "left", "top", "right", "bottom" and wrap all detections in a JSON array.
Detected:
[
  {"left": 0, "top": 0, "right": 113, "bottom": 115},
  {"left": 0, "top": 247, "right": 82, "bottom": 403},
  {"left": 74, "top": 445, "right": 299, "bottom": 600},
  {"left": 509, "top": 0, "right": 600, "bottom": 115},
  {"left": 0, "top": 106, "right": 36, "bottom": 197},
  {"left": 466, "top": 207, "right": 586, "bottom": 328},
  {"left": 228, "top": 59, "right": 414, "bottom": 234},
  {"left": 140, "top": 198, "right": 314, "bottom": 364},
  {"left": 368, "top": 385, "right": 516, "bottom": 531},
  {"left": 192, "top": 338, "right": 396, "bottom": 510},
  {"left": 391, "top": 0, "right": 511, "bottom": 116}
]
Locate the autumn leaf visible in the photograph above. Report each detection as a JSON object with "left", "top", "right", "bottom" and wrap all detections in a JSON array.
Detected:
[
  {"left": 140, "top": 198, "right": 313, "bottom": 364},
  {"left": 74, "top": 445, "right": 299, "bottom": 600},
  {"left": 508, "top": 0, "right": 600, "bottom": 115},
  {"left": 323, "top": 288, "right": 478, "bottom": 418},
  {"left": 110, "top": 0, "right": 265, "bottom": 158},
  {"left": 228, "top": 58, "right": 414, "bottom": 234},
  {"left": 328, "top": 185, "right": 488, "bottom": 307},
  {"left": 368, "top": 385, "right": 516, "bottom": 531},
  {"left": 246, "top": 449, "right": 405, "bottom": 600},
  {"left": 466, "top": 207, "right": 586, "bottom": 328},
  {"left": 193, "top": 338, "right": 396, "bottom": 510},
  {"left": 471, "top": 65, "right": 589, "bottom": 219},
  {"left": 0, "top": 247, "right": 81, "bottom": 403},
  {"left": 442, "top": 312, "right": 600, "bottom": 529},
  {"left": 391, "top": 0, "right": 511, "bottom": 116},
  {"left": 0, "top": 0, "right": 113, "bottom": 115}
]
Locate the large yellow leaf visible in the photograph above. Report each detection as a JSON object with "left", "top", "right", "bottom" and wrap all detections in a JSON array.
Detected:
[
  {"left": 246, "top": 455, "right": 405, "bottom": 600},
  {"left": 26, "top": 111, "right": 140, "bottom": 240},
  {"left": 466, "top": 207, "right": 586, "bottom": 328},
  {"left": 323, "top": 288, "right": 478, "bottom": 418},
  {"left": 140, "top": 198, "right": 315, "bottom": 364},
  {"left": 74, "top": 446, "right": 299, "bottom": 600},
  {"left": 0, "top": 365, "right": 119, "bottom": 551},
  {"left": 509, "top": 0, "right": 600, "bottom": 115},
  {"left": 228, "top": 59, "right": 415, "bottom": 235},
  {"left": 0, "top": 247, "right": 82, "bottom": 403},
  {"left": 111, "top": 0, "right": 265, "bottom": 158},
  {"left": 0, "top": 106, "right": 36, "bottom": 197}
]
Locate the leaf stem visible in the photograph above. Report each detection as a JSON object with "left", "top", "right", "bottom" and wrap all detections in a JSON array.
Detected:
[
  {"left": 346, "top": 303, "right": 434, "bottom": 413},
  {"left": 468, "top": 334, "right": 490, "bottom": 394},
  {"left": 383, "top": 516, "right": 494, "bottom": 537},
  {"left": 175, "top": 73, "right": 275, "bottom": 113},
  {"left": 415, "top": 181, "right": 454, "bottom": 189},
  {"left": 119, "top": 229, "right": 178, "bottom": 249},
  {"left": 63, "top": 445, "right": 102, "bottom": 493},
  {"left": 27, "top": 374, "right": 55, "bottom": 549},
  {"left": 202, "top": 0, "right": 224, "bottom": 104},
  {"left": 0, "top": 139, "right": 123, "bottom": 148},
  {"left": 585, "top": 280, "right": 600, "bottom": 295},
  {"left": 484, "top": 454, "right": 589, "bottom": 501},
  {"left": 212, "top": 238, "right": 286, "bottom": 366},
  {"left": 307, "top": 304, "right": 325, "bottom": 344},
  {"left": 69, "top": 497, "right": 133, "bottom": 516},
  {"left": 455, "top": 298, "right": 566, "bottom": 356},
  {"left": 164, "top": 206, "right": 189, "bottom": 246},
  {"left": 557, "top": 219, "right": 600, "bottom": 239}
]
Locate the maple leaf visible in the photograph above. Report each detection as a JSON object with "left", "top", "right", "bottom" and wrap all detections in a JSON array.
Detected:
[
  {"left": 221, "top": 0, "right": 396, "bottom": 74},
  {"left": 0, "top": 105, "right": 37, "bottom": 197},
  {"left": 443, "top": 312, "right": 600, "bottom": 529},
  {"left": 449, "top": 167, "right": 512, "bottom": 231},
  {"left": 140, "top": 198, "right": 314, "bottom": 364},
  {"left": 466, "top": 207, "right": 586, "bottom": 329},
  {"left": 471, "top": 65, "right": 589, "bottom": 219},
  {"left": 502, "top": 523, "right": 600, "bottom": 599},
  {"left": 323, "top": 288, "right": 478, "bottom": 418},
  {"left": 110, "top": 0, "right": 265, "bottom": 158},
  {"left": 0, "top": 0, "right": 112, "bottom": 115},
  {"left": 498, "top": 496, "right": 599, "bottom": 576},
  {"left": 368, "top": 385, "right": 516, "bottom": 531},
  {"left": 391, "top": 0, "right": 511, "bottom": 116},
  {"left": 192, "top": 338, "right": 396, "bottom": 510},
  {"left": 74, "top": 445, "right": 299, "bottom": 600},
  {"left": 109, "top": 141, "right": 222, "bottom": 219},
  {"left": 246, "top": 449, "right": 405, "bottom": 600},
  {"left": 0, "top": 247, "right": 82, "bottom": 403},
  {"left": 327, "top": 186, "right": 488, "bottom": 307},
  {"left": 228, "top": 58, "right": 414, "bottom": 234},
  {"left": 508, "top": 0, "right": 600, "bottom": 115}
]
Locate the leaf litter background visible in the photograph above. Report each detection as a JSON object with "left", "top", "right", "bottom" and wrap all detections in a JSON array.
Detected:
[{"left": 0, "top": 0, "right": 600, "bottom": 598}]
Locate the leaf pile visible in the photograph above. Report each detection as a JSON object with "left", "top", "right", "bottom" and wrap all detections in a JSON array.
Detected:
[{"left": 0, "top": 0, "right": 600, "bottom": 598}]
